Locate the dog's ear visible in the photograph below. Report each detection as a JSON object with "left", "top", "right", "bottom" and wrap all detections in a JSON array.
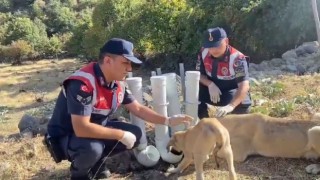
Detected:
[{"left": 206, "top": 103, "right": 217, "bottom": 118}]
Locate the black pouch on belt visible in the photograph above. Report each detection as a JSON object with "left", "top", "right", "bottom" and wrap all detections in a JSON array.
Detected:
[{"left": 43, "top": 133, "right": 65, "bottom": 163}]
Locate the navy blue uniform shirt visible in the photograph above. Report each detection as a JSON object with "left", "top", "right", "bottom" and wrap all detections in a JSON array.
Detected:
[
  {"left": 196, "top": 46, "right": 249, "bottom": 91},
  {"left": 47, "top": 63, "right": 135, "bottom": 137}
]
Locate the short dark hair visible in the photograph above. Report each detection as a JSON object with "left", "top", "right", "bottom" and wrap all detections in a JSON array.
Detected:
[{"left": 98, "top": 53, "right": 118, "bottom": 64}]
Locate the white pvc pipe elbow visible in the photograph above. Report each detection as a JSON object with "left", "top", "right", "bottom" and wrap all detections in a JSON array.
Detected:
[
  {"left": 151, "top": 76, "right": 183, "bottom": 164},
  {"left": 126, "top": 77, "right": 160, "bottom": 167},
  {"left": 185, "top": 71, "right": 200, "bottom": 126},
  {"left": 134, "top": 145, "right": 160, "bottom": 167},
  {"left": 155, "top": 138, "right": 183, "bottom": 163}
]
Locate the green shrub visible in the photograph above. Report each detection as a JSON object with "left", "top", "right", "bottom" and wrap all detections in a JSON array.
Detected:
[
  {"left": 46, "top": 35, "right": 63, "bottom": 56},
  {"left": 294, "top": 94, "right": 320, "bottom": 107},
  {"left": 250, "top": 106, "right": 270, "bottom": 115},
  {"left": 0, "top": 0, "right": 318, "bottom": 66},
  {"left": 270, "top": 100, "right": 296, "bottom": 117},
  {"left": 45, "top": 1, "right": 78, "bottom": 35},
  {"left": 260, "top": 82, "right": 285, "bottom": 99},
  {"left": 0, "top": 40, "right": 33, "bottom": 64},
  {"left": 82, "top": 0, "right": 319, "bottom": 67},
  {"left": 4, "top": 17, "right": 49, "bottom": 55},
  {"left": 0, "top": 0, "right": 12, "bottom": 12}
]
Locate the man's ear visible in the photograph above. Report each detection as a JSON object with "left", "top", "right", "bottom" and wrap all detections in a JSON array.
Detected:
[
  {"left": 103, "top": 56, "right": 112, "bottom": 64},
  {"left": 225, "top": 38, "right": 229, "bottom": 45}
]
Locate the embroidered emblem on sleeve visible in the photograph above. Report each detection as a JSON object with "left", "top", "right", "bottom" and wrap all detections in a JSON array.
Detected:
[
  {"left": 233, "top": 57, "right": 247, "bottom": 78},
  {"left": 76, "top": 95, "right": 92, "bottom": 105},
  {"left": 80, "top": 85, "right": 90, "bottom": 93},
  {"left": 77, "top": 85, "right": 93, "bottom": 105}
]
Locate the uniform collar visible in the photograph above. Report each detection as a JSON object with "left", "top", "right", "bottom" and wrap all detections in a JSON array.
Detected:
[{"left": 94, "top": 63, "right": 117, "bottom": 89}]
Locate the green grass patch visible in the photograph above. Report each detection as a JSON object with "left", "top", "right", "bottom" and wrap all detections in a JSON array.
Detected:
[{"left": 270, "top": 100, "right": 296, "bottom": 117}]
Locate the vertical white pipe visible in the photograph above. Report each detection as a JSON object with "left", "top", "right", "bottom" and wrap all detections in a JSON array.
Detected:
[
  {"left": 151, "top": 76, "right": 183, "bottom": 163},
  {"left": 179, "top": 63, "right": 185, "bottom": 102},
  {"left": 151, "top": 76, "right": 168, "bottom": 140},
  {"left": 126, "top": 77, "right": 147, "bottom": 147},
  {"left": 156, "top": 68, "right": 162, "bottom": 75},
  {"left": 127, "top": 72, "right": 133, "bottom": 78},
  {"left": 126, "top": 77, "right": 160, "bottom": 167},
  {"left": 151, "top": 71, "right": 157, "bottom": 77},
  {"left": 163, "top": 73, "right": 184, "bottom": 134},
  {"left": 312, "top": 0, "right": 320, "bottom": 44},
  {"left": 185, "top": 71, "right": 200, "bottom": 126}
]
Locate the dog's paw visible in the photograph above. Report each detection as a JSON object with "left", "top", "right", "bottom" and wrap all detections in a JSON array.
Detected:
[
  {"left": 196, "top": 172, "right": 204, "bottom": 180},
  {"left": 166, "top": 167, "right": 180, "bottom": 174},
  {"left": 306, "top": 164, "right": 320, "bottom": 174}
]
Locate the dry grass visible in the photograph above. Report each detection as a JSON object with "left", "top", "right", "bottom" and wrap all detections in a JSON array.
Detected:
[
  {"left": 0, "top": 59, "right": 83, "bottom": 136},
  {"left": 0, "top": 137, "right": 70, "bottom": 180},
  {"left": 0, "top": 59, "right": 320, "bottom": 179}
]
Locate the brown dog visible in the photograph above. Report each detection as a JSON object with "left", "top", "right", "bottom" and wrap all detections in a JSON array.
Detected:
[
  {"left": 207, "top": 104, "right": 320, "bottom": 174},
  {"left": 166, "top": 118, "right": 237, "bottom": 180}
]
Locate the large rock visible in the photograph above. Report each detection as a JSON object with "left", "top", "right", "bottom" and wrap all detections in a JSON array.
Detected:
[
  {"left": 296, "top": 64, "right": 306, "bottom": 75},
  {"left": 282, "top": 49, "right": 297, "bottom": 60},
  {"left": 285, "top": 57, "right": 297, "bottom": 65},
  {"left": 269, "top": 58, "right": 284, "bottom": 67},
  {"left": 302, "top": 41, "right": 319, "bottom": 54},
  {"left": 286, "top": 64, "right": 297, "bottom": 72},
  {"left": 295, "top": 46, "right": 307, "bottom": 57},
  {"left": 296, "top": 41, "right": 319, "bottom": 57},
  {"left": 18, "top": 114, "right": 40, "bottom": 136}
]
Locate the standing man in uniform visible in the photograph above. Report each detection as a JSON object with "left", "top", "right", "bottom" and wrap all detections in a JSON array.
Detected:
[
  {"left": 45, "top": 38, "right": 192, "bottom": 180},
  {"left": 196, "top": 27, "right": 252, "bottom": 118}
]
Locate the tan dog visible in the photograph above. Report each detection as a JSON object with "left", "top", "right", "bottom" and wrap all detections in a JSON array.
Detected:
[
  {"left": 166, "top": 118, "right": 237, "bottom": 180},
  {"left": 207, "top": 104, "right": 320, "bottom": 174}
]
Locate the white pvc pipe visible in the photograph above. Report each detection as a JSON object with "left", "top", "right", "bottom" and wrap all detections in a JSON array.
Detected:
[
  {"left": 179, "top": 63, "right": 185, "bottom": 102},
  {"left": 156, "top": 68, "right": 162, "bottom": 75},
  {"left": 151, "top": 76, "right": 183, "bottom": 163},
  {"left": 185, "top": 71, "right": 200, "bottom": 126},
  {"left": 133, "top": 146, "right": 160, "bottom": 167},
  {"left": 151, "top": 71, "right": 157, "bottom": 77},
  {"left": 163, "top": 73, "right": 184, "bottom": 135},
  {"left": 126, "top": 77, "right": 160, "bottom": 167}
]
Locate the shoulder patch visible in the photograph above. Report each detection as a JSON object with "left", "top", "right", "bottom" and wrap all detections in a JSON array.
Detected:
[
  {"left": 76, "top": 84, "right": 93, "bottom": 105},
  {"left": 76, "top": 94, "right": 92, "bottom": 105},
  {"left": 80, "top": 85, "right": 90, "bottom": 93}
]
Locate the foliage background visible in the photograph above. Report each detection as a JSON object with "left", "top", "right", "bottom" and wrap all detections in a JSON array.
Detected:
[{"left": 0, "top": 0, "right": 318, "bottom": 70}]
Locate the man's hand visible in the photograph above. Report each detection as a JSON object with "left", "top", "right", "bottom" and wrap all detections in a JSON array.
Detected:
[
  {"left": 216, "top": 104, "right": 234, "bottom": 117},
  {"left": 165, "top": 114, "right": 193, "bottom": 127},
  {"left": 119, "top": 131, "right": 136, "bottom": 149},
  {"left": 208, "top": 82, "right": 222, "bottom": 103}
]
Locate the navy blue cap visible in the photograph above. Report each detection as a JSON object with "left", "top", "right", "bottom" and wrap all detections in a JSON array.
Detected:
[
  {"left": 202, "top": 27, "right": 227, "bottom": 48},
  {"left": 100, "top": 38, "right": 142, "bottom": 64}
]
